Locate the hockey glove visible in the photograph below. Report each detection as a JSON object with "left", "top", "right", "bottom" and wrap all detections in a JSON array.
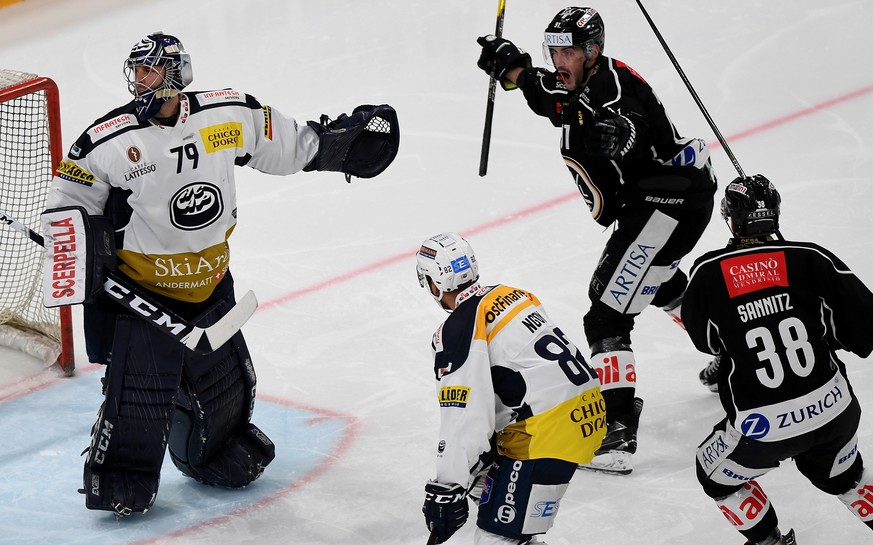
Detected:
[
  {"left": 422, "top": 481, "right": 468, "bottom": 544},
  {"left": 40, "top": 206, "right": 116, "bottom": 307},
  {"left": 476, "top": 35, "right": 531, "bottom": 90},
  {"left": 584, "top": 108, "right": 647, "bottom": 160},
  {"left": 304, "top": 104, "right": 400, "bottom": 182}
]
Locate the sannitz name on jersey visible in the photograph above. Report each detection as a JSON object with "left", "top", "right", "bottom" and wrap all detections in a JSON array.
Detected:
[{"left": 737, "top": 294, "right": 793, "bottom": 323}]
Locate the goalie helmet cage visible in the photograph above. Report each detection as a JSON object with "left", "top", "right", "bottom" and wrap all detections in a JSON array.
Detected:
[{"left": 0, "top": 69, "right": 74, "bottom": 375}]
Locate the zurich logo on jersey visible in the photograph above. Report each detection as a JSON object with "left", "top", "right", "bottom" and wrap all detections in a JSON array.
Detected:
[{"left": 740, "top": 413, "right": 771, "bottom": 439}]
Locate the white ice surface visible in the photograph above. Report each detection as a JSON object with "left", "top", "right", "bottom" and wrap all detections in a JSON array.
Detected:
[{"left": 1, "top": 1, "right": 872, "bottom": 544}]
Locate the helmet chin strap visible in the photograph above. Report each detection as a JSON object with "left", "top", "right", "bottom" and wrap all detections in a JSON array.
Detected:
[{"left": 578, "top": 47, "right": 600, "bottom": 88}]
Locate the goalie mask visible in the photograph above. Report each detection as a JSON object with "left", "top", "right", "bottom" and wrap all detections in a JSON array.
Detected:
[
  {"left": 124, "top": 32, "right": 193, "bottom": 121},
  {"left": 721, "top": 175, "right": 781, "bottom": 238},
  {"left": 416, "top": 233, "right": 479, "bottom": 311}
]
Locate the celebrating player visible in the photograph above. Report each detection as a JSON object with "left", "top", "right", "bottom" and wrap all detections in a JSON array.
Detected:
[
  {"left": 475, "top": 6, "right": 718, "bottom": 474},
  {"left": 416, "top": 232, "right": 605, "bottom": 544},
  {"left": 681, "top": 175, "right": 873, "bottom": 545},
  {"left": 40, "top": 31, "right": 398, "bottom": 516}
]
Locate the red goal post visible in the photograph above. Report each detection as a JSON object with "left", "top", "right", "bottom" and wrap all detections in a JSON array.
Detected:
[{"left": 0, "top": 70, "right": 74, "bottom": 375}]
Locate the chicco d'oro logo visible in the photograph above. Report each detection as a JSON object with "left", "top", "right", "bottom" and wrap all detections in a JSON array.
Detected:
[
  {"left": 169, "top": 182, "right": 224, "bottom": 231},
  {"left": 199, "top": 122, "right": 244, "bottom": 153}
]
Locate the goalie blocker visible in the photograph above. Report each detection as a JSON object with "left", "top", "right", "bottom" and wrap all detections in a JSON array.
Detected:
[
  {"left": 41, "top": 206, "right": 116, "bottom": 307},
  {"left": 304, "top": 104, "right": 400, "bottom": 182}
]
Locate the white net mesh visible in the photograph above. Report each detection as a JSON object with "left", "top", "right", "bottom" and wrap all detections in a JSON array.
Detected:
[{"left": 0, "top": 69, "right": 62, "bottom": 365}]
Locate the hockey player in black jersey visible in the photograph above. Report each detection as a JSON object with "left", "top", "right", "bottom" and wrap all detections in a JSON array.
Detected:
[
  {"left": 681, "top": 175, "right": 873, "bottom": 545},
  {"left": 39, "top": 32, "right": 398, "bottom": 516},
  {"left": 416, "top": 233, "right": 605, "bottom": 545},
  {"left": 476, "top": 6, "right": 717, "bottom": 474}
]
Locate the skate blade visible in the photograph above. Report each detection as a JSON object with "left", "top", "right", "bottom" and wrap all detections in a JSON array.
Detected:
[{"left": 577, "top": 450, "right": 633, "bottom": 475}]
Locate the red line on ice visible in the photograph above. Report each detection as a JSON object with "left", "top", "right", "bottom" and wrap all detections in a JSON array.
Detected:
[{"left": 256, "top": 83, "right": 873, "bottom": 310}]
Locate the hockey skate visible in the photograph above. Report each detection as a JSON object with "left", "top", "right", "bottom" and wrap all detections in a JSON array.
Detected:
[
  {"left": 578, "top": 398, "right": 642, "bottom": 475},
  {"left": 745, "top": 528, "right": 796, "bottom": 545},
  {"left": 699, "top": 354, "right": 721, "bottom": 393}
]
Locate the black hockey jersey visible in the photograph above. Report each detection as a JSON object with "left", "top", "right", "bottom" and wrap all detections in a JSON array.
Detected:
[
  {"left": 516, "top": 56, "right": 714, "bottom": 226},
  {"left": 682, "top": 240, "right": 873, "bottom": 442}
]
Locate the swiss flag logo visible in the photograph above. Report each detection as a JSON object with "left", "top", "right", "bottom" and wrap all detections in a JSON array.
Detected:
[{"left": 720, "top": 251, "right": 789, "bottom": 298}]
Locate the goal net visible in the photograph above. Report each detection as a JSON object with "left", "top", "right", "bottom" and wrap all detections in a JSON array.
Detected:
[{"left": 0, "top": 69, "right": 74, "bottom": 374}]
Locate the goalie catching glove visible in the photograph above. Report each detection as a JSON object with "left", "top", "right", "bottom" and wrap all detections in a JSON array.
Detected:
[
  {"left": 304, "top": 104, "right": 400, "bottom": 182},
  {"left": 422, "top": 480, "right": 468, "bottom": 544},
  {"left": 40, "top": 206, "right": 116, "bottom": 307}
]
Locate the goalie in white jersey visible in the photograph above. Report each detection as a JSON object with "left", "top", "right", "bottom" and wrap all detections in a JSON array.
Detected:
[
  {"left": 39, "top": 32, "right": 398, "bottom": 516},
  {"left": 416, "top": 233, "right": 606, "bottom": 544}
]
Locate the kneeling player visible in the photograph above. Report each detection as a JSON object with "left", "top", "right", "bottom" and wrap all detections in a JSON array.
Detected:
[{"left": 416, "top": 233, "right": 605, "bottom": 544}]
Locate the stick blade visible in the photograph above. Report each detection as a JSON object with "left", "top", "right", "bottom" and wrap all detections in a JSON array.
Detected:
[{"left": 184, "top": 290, "right": 258, "bottom": 352}]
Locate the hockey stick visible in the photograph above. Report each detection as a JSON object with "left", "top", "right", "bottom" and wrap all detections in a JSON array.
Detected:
[
  {"left": 633, "top": 1, "right": 788, "bottom": 240},
  {"left": 633, "top": 0, "right": 745, "bottom": 178},
  {"left": 0, "top": 210, "right": 257, "bottom": 355},
  {"left": 478, "top": 0, "right": 507, "bottom": 177}
]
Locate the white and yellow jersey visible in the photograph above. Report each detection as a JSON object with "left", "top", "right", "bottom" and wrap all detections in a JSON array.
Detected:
[
  {"left": 45, "top": 89, "right": 319, "bottom": 302},
  {"left": 430, "top": 284, "right": 605, "bottom": 485}
]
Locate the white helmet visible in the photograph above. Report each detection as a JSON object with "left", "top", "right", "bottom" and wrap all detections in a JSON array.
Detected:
[{"left": 416, "top": 233, "right": 479, "bottom": 308}]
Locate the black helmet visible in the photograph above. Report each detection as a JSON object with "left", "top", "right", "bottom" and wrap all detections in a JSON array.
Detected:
[
  {"left": 544, "top": 7, "right": 605, "bottom": 51},
  {"left": 721, "top": 175, "right": 781, "bottom": 237}
]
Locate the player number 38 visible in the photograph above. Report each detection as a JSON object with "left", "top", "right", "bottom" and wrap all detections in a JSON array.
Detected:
[{"left": 746, "top": 317, "right": 815, "bottom": 388}]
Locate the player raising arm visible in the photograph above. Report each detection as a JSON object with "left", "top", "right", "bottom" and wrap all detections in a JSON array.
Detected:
[{"left": 476, "top": 6, "right": 718, "bottom": 474}]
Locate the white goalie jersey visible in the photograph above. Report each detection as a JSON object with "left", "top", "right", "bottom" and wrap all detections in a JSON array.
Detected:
[{"left": 45, "top": 89, "right": 319, "bottom": 303}]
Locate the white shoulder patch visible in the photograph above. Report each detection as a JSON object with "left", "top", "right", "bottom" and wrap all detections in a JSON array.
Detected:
[{"left": 194, "top": 89, "right": 245, "bottom": 107}]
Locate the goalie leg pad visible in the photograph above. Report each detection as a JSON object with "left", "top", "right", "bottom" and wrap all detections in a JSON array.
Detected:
[
  {"left": 168, "top": 298, "right": 274, "bottom": 488},
  {"left": 83, "top": 316, "right": 184, "bottom": 514}
]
